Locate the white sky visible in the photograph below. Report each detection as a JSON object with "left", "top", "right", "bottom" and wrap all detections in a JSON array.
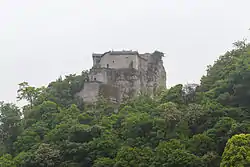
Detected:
[{"left": 0, "top": 0, "right": 249, "bottom": 104}]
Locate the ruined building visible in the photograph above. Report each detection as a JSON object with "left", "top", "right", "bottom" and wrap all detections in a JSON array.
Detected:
[{"left": 76, "top": 50, "right": 166, "bottom": 103}]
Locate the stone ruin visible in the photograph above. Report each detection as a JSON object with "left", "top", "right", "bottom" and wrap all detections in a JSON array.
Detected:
[{"left": 76, "top": 50, "right": 166, "bottom": 104}]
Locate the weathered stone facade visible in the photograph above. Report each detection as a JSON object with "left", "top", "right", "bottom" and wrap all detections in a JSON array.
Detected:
[{"left": 76, "top": 50, "right": 166, "bottom": 103}]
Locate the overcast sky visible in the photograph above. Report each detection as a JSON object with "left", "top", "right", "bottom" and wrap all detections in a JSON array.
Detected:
[{"left": 0, "top": 0, "right": 249, "bottom": 104}]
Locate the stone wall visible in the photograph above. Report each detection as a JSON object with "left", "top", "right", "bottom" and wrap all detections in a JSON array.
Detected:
[
  {"left": 146, "top": 53, "right": 166, "bottom": 94},
  {"left": 112, "top": 68, "right": 141, "bottom": 100},
  {"left": 77, "top": 50, "right": 166, "bottom": 104},
  {"left": 99, "top": 53, "right": 139, "bottom": 69},
  {"left": 76, "top": 81, "right": 121, "bottom": 103},
  {"left": 99, "top": 84, "right": 120, "bottom": 103},
  {"left": 89, "top": 68, "right": 108, "bottom": 83},
  {"left": 92, "top": 54, "right": 102, "bottom": 66},
  {"left": 76, "top": 82, "right": 101, "bottom": 103},
  {"left": 138, "top": 53, "right": 150, "bottom": 71}
]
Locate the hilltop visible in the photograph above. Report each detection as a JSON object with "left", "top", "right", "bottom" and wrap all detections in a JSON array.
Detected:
[{"left": 1, "top": 40, "right": 250, "bottom": 166}]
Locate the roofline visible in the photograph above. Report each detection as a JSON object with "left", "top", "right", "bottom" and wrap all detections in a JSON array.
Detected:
[
  {"left": 92, "top": 50, "right": 164, "bottom": 59},
  {"left": 93, "top": 50, "right": 140, "bottom": 58}
]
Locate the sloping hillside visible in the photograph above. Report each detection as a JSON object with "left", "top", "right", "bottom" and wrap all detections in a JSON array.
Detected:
[{"left": 1, "top": 40, "right": 250, "bottom": 167}]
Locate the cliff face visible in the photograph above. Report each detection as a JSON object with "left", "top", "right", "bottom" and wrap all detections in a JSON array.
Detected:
[
  {"left": 111, "top": 54, "right": 166, "bottom": 101},
  {"left": 145, "top": 53, "right": 166, "bottom": 95},
  {"left": 76, "top": 51, "right": 166, "bottom": 103}
]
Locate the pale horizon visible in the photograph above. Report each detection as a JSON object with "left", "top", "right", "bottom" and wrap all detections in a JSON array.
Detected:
[{"left": 0, "top": 0, "right": 250, "bottom": 104}]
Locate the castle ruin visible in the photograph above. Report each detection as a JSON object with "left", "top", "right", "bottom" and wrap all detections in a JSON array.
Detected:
[{"left": 76, "top": 50, "right": 166, "bottom": 103}]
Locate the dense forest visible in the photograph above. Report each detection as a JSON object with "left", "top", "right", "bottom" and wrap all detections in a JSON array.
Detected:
[{"left": 1, "top": 40, "right": 250, "bottom": 167}]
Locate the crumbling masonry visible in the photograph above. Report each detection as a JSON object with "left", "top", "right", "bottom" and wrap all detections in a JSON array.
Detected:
[{"left": 76, "top": 50, "right": 166, "bottom": 103}]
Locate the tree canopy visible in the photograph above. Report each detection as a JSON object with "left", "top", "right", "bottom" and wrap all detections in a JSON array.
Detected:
[{"left": 1, "top": 41, "right": 250, "bottom": 166}]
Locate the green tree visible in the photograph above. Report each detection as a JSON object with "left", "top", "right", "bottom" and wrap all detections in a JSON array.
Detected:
[
  {"left": 0, "top": 154, "right": 16, "bottom": 167},
  {"left": 17, "top": 82, "right": 43, "bottom": 109},
  {"left": 115, "top": 146, "right": 153, "bottom": 167},
  {"left": 93, "top": 157, "right": 115, "bottom": 167},
  {"left": 199, "top": 42, "right": 250, "bottom": 109},
  {"left": 0, "top": 102, "right": 22, "bottom": 154},
  {"left": 220, "top": 134, "right": 250, "bottom": 167},
  {"left": 33, "top": 143, "right": 62, "bottom": 167},
  {"left": 160, "top": 84, "right": 184, "bottom": 104},
  {"left": 13, "top": 130, "right": 40, "bottom": 153},
  {"left": 154, "top": 139, "right": 202, "bottom": 167},
  {"left": 14, "top": 151, "right": 35, "bottom": 167},
  {"left": 0, "top": 39, "right": 250, "bottom": 167},
  {"left": 188, "top": 134, "right": 216, "bottom": 156},
  {"left": 207, "top": 117, "right": 237, "bottom": 155},
  {"left": 157, "top": 102, "right": 182, "bottom": 132}
]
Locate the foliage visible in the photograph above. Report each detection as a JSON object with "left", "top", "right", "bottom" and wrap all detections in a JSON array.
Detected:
[
  {"left": 200, "top": 41, "right": 250, "bottom": 109},
  {"left": 153, "top": 139, "right": 202, "bottom": 167},
  {"left": 115, "top": 146, "right": 153, "bottom": 167},
  {"left": 220, "top": 134, "right": 250, "bottom": 167},
  {"left": 0, "top": 102, "right": 22, "bottom": 154},
  {"left": 0, "top": 154, "right": 16, "bottom": 167},
  {"left": 0, "top": 41, "right": 250, "bottom": 166},
  {"left": 17, "top": 82, "right": 44, "bottom": 109}
]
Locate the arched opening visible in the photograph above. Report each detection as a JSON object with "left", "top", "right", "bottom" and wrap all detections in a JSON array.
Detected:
[{"left": 107, "top": 64, "right": 109, "bottom": 68}]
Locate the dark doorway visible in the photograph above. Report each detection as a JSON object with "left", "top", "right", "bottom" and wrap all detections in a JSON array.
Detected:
[
  {"left": 129, "top": 61, "right": 133, "bottom": 68},
  {"left": 107, "top": 64, "right": 109, "bottom": 68}
]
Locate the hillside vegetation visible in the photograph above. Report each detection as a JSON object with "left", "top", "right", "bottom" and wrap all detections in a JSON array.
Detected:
[{"left": 1, "top": 40, "right": 250, "bottom": 167}]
